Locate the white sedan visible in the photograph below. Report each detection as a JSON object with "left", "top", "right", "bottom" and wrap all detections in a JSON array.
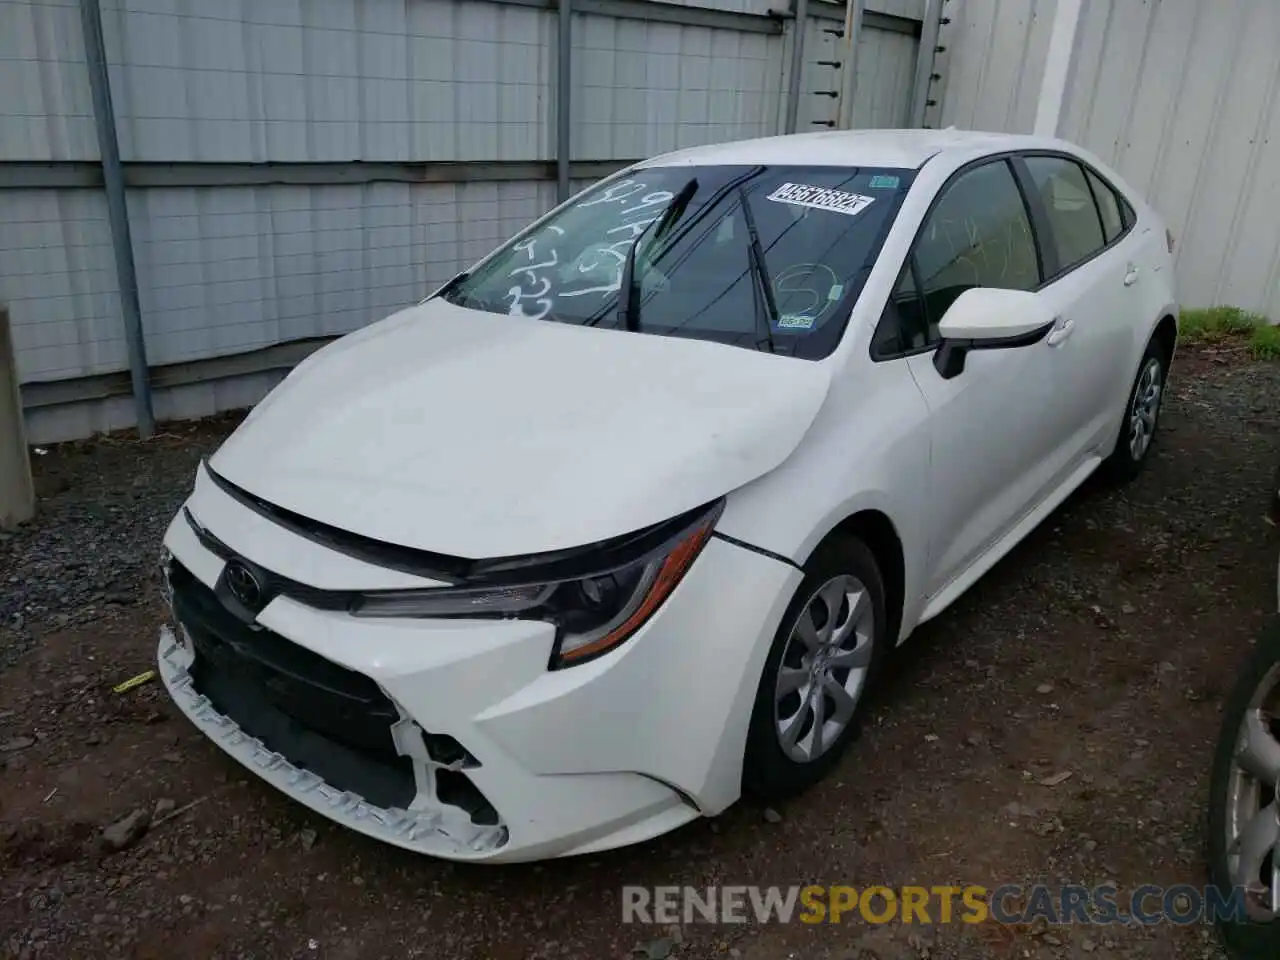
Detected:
[{"left": 158, "top": 129, "right": 1178, "bottom": 862}]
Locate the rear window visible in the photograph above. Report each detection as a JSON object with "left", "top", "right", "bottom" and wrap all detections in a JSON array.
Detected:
[
  {"left": 439, "top": 164, "right": 915, "bottom": 360},
  {"left": 1084, "top": 167, "right": 1125, "bottom": 242},
  {"left": 1023, "top": 156, "right": 1107, "bottom": 271}
]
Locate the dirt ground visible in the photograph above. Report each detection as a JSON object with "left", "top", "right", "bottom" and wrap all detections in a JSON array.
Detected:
[{"left": 2, "top": 344, "right": 1278, "bottom": 960}]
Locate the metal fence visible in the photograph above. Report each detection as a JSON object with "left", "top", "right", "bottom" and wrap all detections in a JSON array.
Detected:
[{"left": 0, "top": 0, "right": 939, "bottom": 443}]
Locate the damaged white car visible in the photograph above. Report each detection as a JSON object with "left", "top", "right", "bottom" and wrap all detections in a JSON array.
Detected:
[{"left": 159, "top": 129, "right": 1178, "bottom": 862}]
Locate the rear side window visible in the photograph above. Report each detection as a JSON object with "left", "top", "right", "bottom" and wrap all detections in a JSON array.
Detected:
[
  {"left": 1120, "top": 193, "right": 1136, "bottom": 228},
  {"left": 1023, "top": 156, "right": 1107, "bottom": 271},
  {"left": 1085, "top": 167, "right": 1125, "bottom": 242}
]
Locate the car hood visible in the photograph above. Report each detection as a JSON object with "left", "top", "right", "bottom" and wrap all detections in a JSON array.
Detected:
[{"left": 210, "top": 299, "right": 832, "bottom": 559}]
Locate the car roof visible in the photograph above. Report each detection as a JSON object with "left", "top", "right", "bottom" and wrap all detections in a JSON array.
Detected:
[{"left": 636, "top": 128, "right": 1062, "bottom": 172}]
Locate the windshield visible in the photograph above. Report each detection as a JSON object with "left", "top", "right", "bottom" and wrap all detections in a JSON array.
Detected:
[{"left": 438, "top": 164, "right": 915, "bottom": 360}]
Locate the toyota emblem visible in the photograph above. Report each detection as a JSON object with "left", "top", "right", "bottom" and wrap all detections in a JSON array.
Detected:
[{"left": 224, "top": 559, "right": 264, "bottom": 611}]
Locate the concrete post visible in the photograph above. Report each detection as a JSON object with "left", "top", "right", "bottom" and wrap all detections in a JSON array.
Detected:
[
  {"left": 1034, "top": 0, "right": 1084, "bottom": 137},
  {"left": 0, "top": 307, "right": 35, "bottom": 529}
]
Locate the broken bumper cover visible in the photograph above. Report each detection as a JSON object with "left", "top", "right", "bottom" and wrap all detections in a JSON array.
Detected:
[
  {"left": 158, "top": 626, "right": 509, "bottom": 854},
  {"left": 158, "top": 482, "right": 801, "bottom": 862},
  {"left": 158, "top": 624, "right": 707, "bottom": 861}
]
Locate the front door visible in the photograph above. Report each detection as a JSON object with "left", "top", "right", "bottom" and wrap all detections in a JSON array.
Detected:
[{"left": 875, "top": 158, "right": 1069, "bottom": 598}]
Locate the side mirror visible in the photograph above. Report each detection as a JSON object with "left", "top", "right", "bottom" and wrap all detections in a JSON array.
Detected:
[{"left": 933, "top": 287, "right": 1057, "bottom": 380}]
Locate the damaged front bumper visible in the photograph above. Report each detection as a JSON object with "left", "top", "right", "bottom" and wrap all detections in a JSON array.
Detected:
[
  {"left": 157, "top": 470, "right": 801, "bottom": 862},
  {"left": 158, "top": 625, "right": 507, "bottom": 855},
  {"left": 156, "top": 602, "right": 703, "bottom": 862}
]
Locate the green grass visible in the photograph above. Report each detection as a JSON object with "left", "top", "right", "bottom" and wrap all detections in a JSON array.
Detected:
[
  {"left": 1253, "top": 322, "right": 1280, "bottom": 360},
  {"left": 1179, "top": 305, "right": 1279, "bottom": 359}
]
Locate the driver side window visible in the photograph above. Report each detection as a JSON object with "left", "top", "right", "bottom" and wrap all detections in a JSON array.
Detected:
[{"left": 873, "top": 159, "right": 1042, "bottom": 358}]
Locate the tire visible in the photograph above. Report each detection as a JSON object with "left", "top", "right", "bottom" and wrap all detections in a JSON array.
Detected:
[
  {"left": 1207, "top": 618, "right": 1280, "bottom": 958},
  {"left": 742, "top": 535, "right": 888, "bottom": 802},
  {"left": 1103, "top": 336, "right": 1169, "bottom": 483}
]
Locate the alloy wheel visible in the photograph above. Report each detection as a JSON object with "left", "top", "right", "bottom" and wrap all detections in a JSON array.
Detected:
[
  {"left": 1128, "top": 356, "right": 1163, "bottom": 460},
  {"left": 774, "top": 574, "right": 876, "bottom": 764},
  {"left": 1225, "top": 661, "right": 1280, "bottom": 921}
]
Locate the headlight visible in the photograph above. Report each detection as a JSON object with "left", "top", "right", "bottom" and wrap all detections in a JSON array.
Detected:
[{"left": 350, "top": 501, "right": 723, "bottom": 668}]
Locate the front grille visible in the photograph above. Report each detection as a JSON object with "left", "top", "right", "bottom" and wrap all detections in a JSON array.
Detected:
[{"left": 168, "top": 559, "right": 416, "bottom": 809}]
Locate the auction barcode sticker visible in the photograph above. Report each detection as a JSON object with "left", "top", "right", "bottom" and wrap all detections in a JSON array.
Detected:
[{"left": 766, "top": 183, "right": 875, "bottom": 216}]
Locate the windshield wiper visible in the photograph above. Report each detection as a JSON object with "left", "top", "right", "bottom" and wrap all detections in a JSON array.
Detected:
[
  {"left": 615, "top": 177, "right": 699, "bottom": 332},
  {"left": 737, "top": 186, "right": 777, "bottom": 353}
]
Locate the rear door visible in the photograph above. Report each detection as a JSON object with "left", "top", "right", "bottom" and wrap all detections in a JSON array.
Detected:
[
  {"left": 1086, "top": 163, "right": 1175, "bottom": 398},
  {"left": 1015, "top": 153, "right": 1144, "bottom": 458}
]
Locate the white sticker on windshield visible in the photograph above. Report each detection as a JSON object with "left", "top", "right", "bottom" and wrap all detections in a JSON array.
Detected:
[
  {"left": 777, "top": 314, "right": 816, "bottom": 331},
  {"left": 766, "top": 183, "right": 875, "bottom": 217}
]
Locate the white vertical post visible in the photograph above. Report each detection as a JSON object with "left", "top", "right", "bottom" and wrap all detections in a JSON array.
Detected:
[{"left": 1034, "top": 0, "right": 1084, "bottom": 137}]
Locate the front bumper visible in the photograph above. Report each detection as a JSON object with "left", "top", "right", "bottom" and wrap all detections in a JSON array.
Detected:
[{"left": 159, "top": 473, "right": 801, "bottom": 862}]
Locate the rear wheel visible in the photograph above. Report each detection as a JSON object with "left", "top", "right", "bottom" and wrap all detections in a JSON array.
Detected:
[
  {"left": 742, "top": 535, "right": 887, "bottom": 801},
  {"left": 1103, "top": 337, "right": 1167, "bottom": 482},
  {"left": 1208, "top": 619, "right": 1280, "bottom": 957}
]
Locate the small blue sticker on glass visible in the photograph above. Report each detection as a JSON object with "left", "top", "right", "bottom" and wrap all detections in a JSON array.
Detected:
[{"left": 868, "top": 175, "right": 900, "bottom": 189}]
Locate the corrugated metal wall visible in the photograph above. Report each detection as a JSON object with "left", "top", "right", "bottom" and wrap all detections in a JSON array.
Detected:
[
  {"left": 1, "top": 0, "right": 925, "bottom": 442},
  {"left": 128, "top": 180, "right": 566, "bottom": 366},
  {"left": 1061, "top": 0, "right": 1280, "bottom": 321},
  {"left": 0, "top": 190, "right": 123, "bottom": 380},
  {"left": 571, "top": 15, "right": 783, "bottom": 158},
  {"left": 932, "top": 0, "right": 1054, "bottom": 134},
  {"left": 794, "top": 11, "right": 919, "bottom": 131},
  {"left": 936, "top": 0, "right": 1280, "bottom": 323}
]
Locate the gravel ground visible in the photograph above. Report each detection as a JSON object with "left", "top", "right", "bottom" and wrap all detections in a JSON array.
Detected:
[{"left": 1, "top": 346, "right": 1277, "bottom": 960}]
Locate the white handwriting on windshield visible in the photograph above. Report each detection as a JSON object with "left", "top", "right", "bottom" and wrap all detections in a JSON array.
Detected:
[
  {"left": 504, "top": 225, "right": 565, "bottom": 320},
  {"left": 559, "top": 187, "right": 674, "bottom": 299},
  {"left": 576, "top": 179, "right": 652, "bottom": 209}
]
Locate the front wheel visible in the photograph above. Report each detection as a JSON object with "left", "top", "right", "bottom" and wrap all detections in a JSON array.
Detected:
[
  {"left": 742, "top": 535, "right": 888, "bottom": 802},
  {"left": 1103, "top": 338, "right": 1167, "bottom": 482},
  {"left": 1207, "top": 619, "right": 1280, "bottom": 958}
]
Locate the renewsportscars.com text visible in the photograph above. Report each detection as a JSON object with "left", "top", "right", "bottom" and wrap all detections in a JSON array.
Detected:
[{"left": 621, "top": 884, "right": 1248, "bottom": 926}]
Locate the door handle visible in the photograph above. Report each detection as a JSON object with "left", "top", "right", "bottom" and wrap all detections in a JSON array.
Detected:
[
  {"left": 1046, "top": 317, "right": 1074, "bottom": 347},
  {"left": 1124, "top": 264, "right": 1140, "bottom": 286}
]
